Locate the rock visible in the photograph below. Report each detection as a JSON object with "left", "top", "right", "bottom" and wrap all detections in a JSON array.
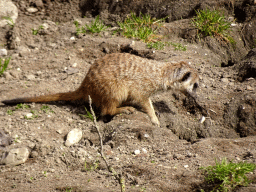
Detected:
[
  {"left": 3, "top": 72, "right": 12, "bottom": 80},
  {"left": 25, "top": 113, "right": 33, "bottom": 118},
  {"left": 0, "top": 49, "right": 7, "bottom": 56},
  {"left": 26, "top": 7, "right": 38, "bottom": 13},
  {"left": 65, "top": 129, "right": 83, "bottom": 147},
  {"left": 173, "top": 154, "right": 185, "bottom": 160},
  {"left": 0, "top": 147, "right": 30, "bottom": 166},
  {"left": 65, "top": 67, "right": 79, "bottom": 75},
  {"left": 246, "top": 85, "right": 253, "bottom": 91},
  {"left": 25, "top": 74, "right": 36, "bottom": 80},
  {"left": 10, "top": 71, "right": 20, "bottom": 79},
  {"left": 134, "top": 149, "right": 140, "bottom": 155},
  {"left": 0, "top": 0, "right": 18, "bottom": 27},
  {"left": 0, "top": 129, "right": 12, "bottom": 147},
  {"left": 30, "top": 151, "right": 38, "bottom": 158},
  {"left": 34, "top": 0, "right": 44, "bottom": 8},
  {"left": 221, "top": 78, "right": 229, "bottom": 83},
  {"left": 17, "top": 46, "right": 31, "bottom": 57}
]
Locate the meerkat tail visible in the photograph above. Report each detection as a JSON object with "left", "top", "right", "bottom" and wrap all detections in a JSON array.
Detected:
[{"left": 2, "top": 90, "right": 84, "bottom": 105}]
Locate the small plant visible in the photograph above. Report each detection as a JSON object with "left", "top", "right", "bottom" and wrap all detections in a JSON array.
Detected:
[
  {"left": 14, "top": 136, "right": 20, "bottom": 143},
  {"left": 40, "top": 105, "right": 54, "bottom": 113},
  {"left": 7, "top": 109, "right": 13, "bottom": 115},
  {"left": 191, "top": 9, "right": 233, "bottom": 42},
  {"left": 0, "top": 57, "right": 11, "bottom": 76},
  {"left": 2, "top": 16, "right": 14, "bottom": 28},
  {"left": 200, "top": 158, "right": 256, "bottom": 192},
  {"left": 147, "top": 41, "right": 166, "bottom": 50},
  {"left": 80, "top": 107, "right": 96, "bottom": 121},
  {"left": 169, "top": 42, "right": 187, "bottom": 51},
  {"left": 74, "top": 16, "right": 108, "bottom": 35},
  {"left": 84, "top": 160, "right": 100, "bottom": 171},
  {"left": 117, "top": 12, "right": 165, "bottom": 44},
  {"left": 65, "top": 187, "right": 73, "bottom": 192},
  {"left": 43, "top": 171, "right": 47, "bottom": 177},
  {"left": 86, "top": 15, "right": 108, "bottom": 33},
  {"left": 32, "top": 25, "right": 44, "bottom": 35},
  {"left": 73, "top": 20, "right": 86, "bottom": 35},
  {"left": 16, "top": 103, "right": 30, "bottom": 110}
]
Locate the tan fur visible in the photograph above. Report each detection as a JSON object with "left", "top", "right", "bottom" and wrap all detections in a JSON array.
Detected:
[{"left": 2, "top": 53, "right": 199, "bottom": 126}]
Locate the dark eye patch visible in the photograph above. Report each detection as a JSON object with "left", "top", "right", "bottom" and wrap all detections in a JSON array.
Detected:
[
  {"left": 181, "top": 72, "right": 191, "bottom": 82},
  {"left": 193, "top": 83, "right": 198, "bottom": 91}
]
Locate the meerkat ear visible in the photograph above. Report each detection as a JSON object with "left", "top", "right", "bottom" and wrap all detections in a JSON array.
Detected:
[{"left": 181, "top": 72, "right": 191, "bottom": 82}]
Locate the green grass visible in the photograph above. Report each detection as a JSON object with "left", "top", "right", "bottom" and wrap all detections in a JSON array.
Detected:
[
  {"left": 200, "top": 158, "right": 256, "bottom": 192},
  {"left": 191, "top": 9, "right": 233, "bottom": 43},
  {"left": 0, "top": 57, "right": 11, "bottom": 76},
  {"left": 32, "top": 25, "right": 44, "bottom": 35},
  {"left": 80, "top": 107, "right": 95, "bottom": 121},
  {"left": 2, "top": 16, "right": 14, "bottom": 28},
  {"left": 147, "top": 41, "right": 166, "bottom": 50},
  {"left": 16, "top": 103, "right": 30, "bottom": 109},
  {"left": 147, "top": 41, "right": 187, "bottom": 51},
  {"left": 7, "top": 109, "right": 13, "bottom": 115},
  {"left": 169, "top": 42, "right": 187, "bottom": 51},
  {"left": 40, "top": 105, "right": 54, "bottom": 113},
  {"left": 74, "top": 15, "right": 108, "bottom": 35},
  {"left": 117, "top": 12, "right": 165, "bottom": 44}
]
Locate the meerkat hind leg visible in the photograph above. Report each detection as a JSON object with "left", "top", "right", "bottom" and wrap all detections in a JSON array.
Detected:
[
  {"left": 138, "top": 98, "right": 160, "bottom": 126},
  {"left": 101, "top": 100, "right": 136, "bottom": 117}
]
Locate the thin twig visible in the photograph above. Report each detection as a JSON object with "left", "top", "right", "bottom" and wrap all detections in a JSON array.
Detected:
[{"left": 88, "top": 95, "right": 125, "bottom": 192}]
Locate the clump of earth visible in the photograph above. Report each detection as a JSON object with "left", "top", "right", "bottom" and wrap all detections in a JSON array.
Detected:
[{"left": 0, "top": 0, "right": 256, "bottom": 191}]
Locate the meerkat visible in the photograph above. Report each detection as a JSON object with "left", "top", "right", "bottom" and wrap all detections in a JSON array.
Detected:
[{"left": 2, "top": 53, "right": 199, "bottom": 126}]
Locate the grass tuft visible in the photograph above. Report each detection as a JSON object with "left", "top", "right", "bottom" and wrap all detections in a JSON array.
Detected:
[
  {"left": 74, "top": 16, "right": 108, "bottom": 35},
  {"left": 117, "top": 12, "right": 166, "bottom": 44},
  {"left": 200, "top": 158, "right": 256, "bottom": 192},
  {"left": 0, "top": 57, "right": 11, "bottom": 76},
  {"left": 191, "top": 9, "right": 234, "bottom": 44}
]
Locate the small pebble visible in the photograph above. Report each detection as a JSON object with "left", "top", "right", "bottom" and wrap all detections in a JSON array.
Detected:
[
  {"left": 25, "top": 113, "right": 33, "bottom": 118},
  {"left": 65, "top": 128, "right": 83, "bottom": 147},
  {"left": 0, "top": 49, "right": 7, "bottom": 56},
  {"left": 134, "top": 150, "right": 140, "bottom": 155},
  {"left": 26, "top": 7, "right": 38, "bottom": 13}
]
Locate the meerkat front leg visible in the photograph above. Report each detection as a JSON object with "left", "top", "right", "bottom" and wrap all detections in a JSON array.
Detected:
[{"left": 139, "top": 98, "right": 160, "bottom": 126}]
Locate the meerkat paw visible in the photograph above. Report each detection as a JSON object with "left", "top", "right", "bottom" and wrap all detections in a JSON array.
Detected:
[
  {"left": 118, "top": 106, "right": 136, "bottom": 114},
  {"left": 151, "top": 117, "right": 160, "bottom": 127}
]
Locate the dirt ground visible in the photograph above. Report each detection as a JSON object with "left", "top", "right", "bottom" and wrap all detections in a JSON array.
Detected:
[{"left": 0, "top": 0, "right": 256, "bottom": 191}]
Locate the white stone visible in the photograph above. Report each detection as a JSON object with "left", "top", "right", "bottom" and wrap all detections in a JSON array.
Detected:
[
  {"left": 134, "top": 149, "right": 140, "bottom": 155},
  {"left": 25, "top": 74, "right": 36, "bottom": 80},
  {"left": 142, "top": 148, "right": 147, "bottom": 153},
  {"left": 25, "top": 113, "right": 33, "bottom": 118},
  {"left": 26, "top": 7, "right": 38, "bottom": 13},
  {"left": 65, "top": 128, "right": 83, "bottom": 147},
  {"left": 200, "top": 116, "right": 206, "bottom": 123},
  {"left": 0, "top": 49, "right": 7, "bottom": 56},
  {"left": 0, "top": 0, "right": 18, "bottom": 27}
]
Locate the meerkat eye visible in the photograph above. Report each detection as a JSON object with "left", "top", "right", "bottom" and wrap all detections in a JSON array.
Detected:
[
  {"left": 193, "top": 83, "right": 198, "bottom": 91},
  {"left": 181, "top": 72, "right": 191, "bottom": 82}
]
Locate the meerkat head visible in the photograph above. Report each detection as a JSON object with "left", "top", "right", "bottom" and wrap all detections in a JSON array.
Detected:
[{"left": 169, "top": 62, "right": 199, "bottom": 97}]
